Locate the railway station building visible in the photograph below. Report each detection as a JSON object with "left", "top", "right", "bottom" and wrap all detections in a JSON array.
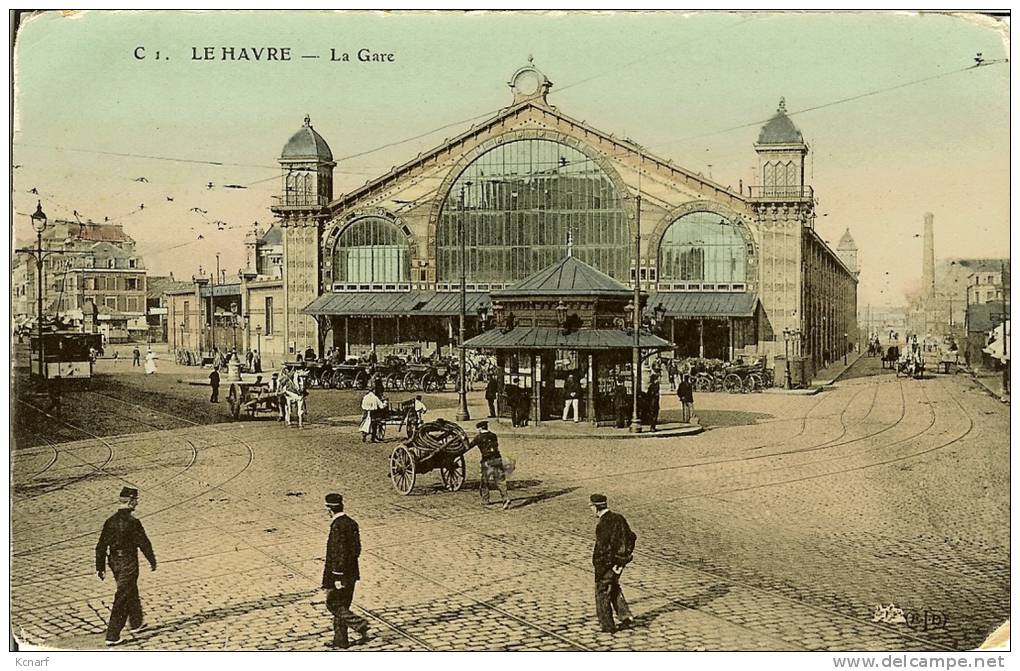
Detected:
[{"left": 245, "top": 62, "right": 858, "bottom": 378}]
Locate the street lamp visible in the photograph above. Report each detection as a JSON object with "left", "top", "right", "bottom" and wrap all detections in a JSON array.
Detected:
[
  {"left": 29, "top": 202, "right": 47, "bottom": 378},
  {"left": 456, "top": 182, "right": 471, "bottom": 422},
  {"left": 843, "top": 332, "right": 848, "bottom": 365},
  {"left": 476, "top": 303, "right": 491, "bottom": 330},
  {"left": 255, "top": 324, "right": 263, "bottom": 356},
  {"left": 556, "top": 299, "right": 568, "bottom": 331},
  {"left": 230, "top": 301, "right": 238, "bottom": 352}
]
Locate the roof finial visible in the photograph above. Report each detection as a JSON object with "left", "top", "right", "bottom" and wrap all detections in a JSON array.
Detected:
[
  {"left": 777, "top": 97, "right": 787, "bottom": 114},
  {"left": 304, "top": 114, "right": 311, "bottom": 127},
  {"left": 527, "top": 53, "right": 534, "bottom": 64},
  {"left": 566, "top": 229, "right": 573, "bottom": 257}
]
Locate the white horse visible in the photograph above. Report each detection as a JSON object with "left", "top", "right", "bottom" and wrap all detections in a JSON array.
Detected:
[{"left": 279, "top": 370, "right": 309, "bottom": 427}]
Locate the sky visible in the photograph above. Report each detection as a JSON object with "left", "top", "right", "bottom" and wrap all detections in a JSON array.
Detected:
[{"left": 11, "top": 10, "right": 1010, "bottom": 308}]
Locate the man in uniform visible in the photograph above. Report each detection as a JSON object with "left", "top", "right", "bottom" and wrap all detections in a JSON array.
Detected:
[
  {"left": 469, "top": 421, "right": 510, "bottom": 509},
  {"left": 95, "top": 487, "right": 156, "bottom": 646},
  {"left": 589, "top": 494, "right": 635, "bottom": 633},
  {"left": 321, "top": 493, "right": 371, "bottom": 649}
]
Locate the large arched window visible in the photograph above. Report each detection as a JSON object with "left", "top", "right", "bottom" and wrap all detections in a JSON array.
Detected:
[
  {"left": 658, "top": 211, "right": 747, "bottom": 285},
  {"left": 437, "top": 139, "right": 629, "bottom": 284},
  {"left": 333, "top": 216, "right": 409, "bottom": 284}
]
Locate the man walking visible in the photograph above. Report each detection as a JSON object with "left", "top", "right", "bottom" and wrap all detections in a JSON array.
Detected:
[
  {"left": 469, "top": 421, "right": 511, "bottom": 509},
  {"left": 95, "top": 487, "right": 156, "bottom": 646},
  {"left": 677, "top": 374, "right": 694, "bottom": 424},
  {"left": 209, "top": 366, "right": 220, "bottom": 403},
  {"left": 589, "top": 494, "right": 635, "bottom": 633},
  {"left": 485, "top": 374, "right": 499, "bottom": 418},
  {"left": 562, "top": 374, "right": 581, "bottom": 422},
  {"left": 132, "top": 346, "right": 141, "bottom": 367},
  {"left": 321, "top": 493, "right": 371, "bottom": 649}
]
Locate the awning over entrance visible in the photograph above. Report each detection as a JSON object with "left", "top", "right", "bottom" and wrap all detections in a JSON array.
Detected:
[
  {"left": 464, "top": 327, "right": 671, "bottom": 350},
  {"left": 303, "top": 291, "right": 490, "bottom": 318},
  {"left": 651, "top": 292, "right": 758, "bottom": 319}
]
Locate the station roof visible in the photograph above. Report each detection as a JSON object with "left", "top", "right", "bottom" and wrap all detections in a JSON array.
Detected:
[
  {"left": 303, "top": 291, "right": 490, "bottom": 317},
  {"left": 651, "top": 292, "right": 759, "bottom": 319},
  {"left": 464, "top": 326, "right": 671, "bottom": 350}
]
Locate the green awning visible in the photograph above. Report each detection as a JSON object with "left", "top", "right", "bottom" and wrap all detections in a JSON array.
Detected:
[
  {"left": 303, "top": 291, "right": 490, "bottom": 317},
  {"left": 651, "top": 292, "right": 758, "bottom": 319}
]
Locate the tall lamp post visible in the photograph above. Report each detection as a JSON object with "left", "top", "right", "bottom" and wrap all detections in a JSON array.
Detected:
[
  {"left": 230, "top": 302, "right": 239, "bottom": 352},
  {"left": 843, "top": 332, "right": 848, "bottom": 365},
  {"left": 29, "top": 203, "right": 48, "bottom": 378},
  {"left": 456, "top": 182, "right": 471, "bottom": 422},
  {"left": 629, "top": 192, "right": 643, "bottom": 434},
  {"left": 255, "top": 324, "right": 263, "bottom": 355}
]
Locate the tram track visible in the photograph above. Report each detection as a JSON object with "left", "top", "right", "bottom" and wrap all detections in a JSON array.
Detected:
[
  {"left": 10, "top": 373, "right": 987, "bottom": 651},
  {"left": 12, "top": 389, "right": 438, "bottom": 651}
]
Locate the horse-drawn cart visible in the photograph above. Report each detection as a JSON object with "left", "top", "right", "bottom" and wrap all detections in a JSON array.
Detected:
[
  {"left": 389, "top": 419, "right": 469, "bottom": 495},
  {"left": 227, "top": 380, "right": 278, "bottom": 420}
]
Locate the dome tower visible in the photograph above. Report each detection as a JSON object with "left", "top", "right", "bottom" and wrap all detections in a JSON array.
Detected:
[
  {"left": 278, "top": 114, "right": 335, "bottom": 207},
  {"left": 753, "top": 97, "right": 808, "bottom": 200},
  {"left": 837, "top": 228, "right": 859, "bottom": 276}
]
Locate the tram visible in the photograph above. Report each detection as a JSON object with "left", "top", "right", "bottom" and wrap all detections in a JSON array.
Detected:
[{"left": 28, "top": 331, "right": 103, "bottom": 381}]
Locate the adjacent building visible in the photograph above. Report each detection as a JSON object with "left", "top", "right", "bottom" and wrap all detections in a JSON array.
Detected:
[{"left": 14, "top": 220, "right": 148, "bottom": 343}]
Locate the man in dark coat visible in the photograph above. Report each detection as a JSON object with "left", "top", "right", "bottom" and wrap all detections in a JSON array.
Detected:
[
  {"left": 646, "top": 374, "right": 661, "bottom": 431},
  {"left": 321, "top": 493, "right": 370, "bottom": 649},
  {"left": 589, "top": 494, "right": 635, "bottom": 633},
  {"left": 485, "top": 375, "right": 499, "bottom": 418},
  {"left": 613, "top": 378, "right": 629, "bottom": 429},
  {"left": 132, "top": 346, "right": 141, "bottom": 367},
  {"left": 677, "top": 374, "right": 694, "bottom": 423},
  {"left": 209, "top": 366, "right": 220, "bottom": 403},
  {"left": 469, "top": 421, "right": 510, "bottom": 509},
  {"left": 95, "top": 487, "right": 156, "bottom": 646},
  {"left": 505, "top": 378, "right": 522, "bottom": 427}
]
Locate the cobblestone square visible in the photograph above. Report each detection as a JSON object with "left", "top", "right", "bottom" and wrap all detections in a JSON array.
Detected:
[{"left": 11, "top": 354, "right": 1009, "bottom": 651}]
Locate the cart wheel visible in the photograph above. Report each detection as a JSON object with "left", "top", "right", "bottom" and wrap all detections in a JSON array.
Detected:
[
  {"left": 723, "top": 374, "right": 743, "bottom": 394},
  {"left": 389, "top": 445, "right": 416, "bottom": 495},
  {"left": 403, "top": 371, "right": 417, "bottom": 390},
  {"left": 373, "top": 421, "right": 386, "bottom": 442},
  {"left": 746, "top": 374, "right": 763, "bottom": 393},
  {"left": 405, "top": 414, "right": 420, "bottom": 439},
  {"left": 355, "top": 371, "right": 369, "bottom": 390},
  {"left": 441, "top": 455, "right": 466, "bottom": 492},
  {"left": 694, "top": 375, "right": 711, "bottom": 393}
]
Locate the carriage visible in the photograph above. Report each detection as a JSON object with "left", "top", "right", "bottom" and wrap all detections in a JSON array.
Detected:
[
  {"left": 692, "top": 358, "right": 771, "bottom": 393},
  {"left": 388, "top": 418, "right": 470, "bottom": 495}
]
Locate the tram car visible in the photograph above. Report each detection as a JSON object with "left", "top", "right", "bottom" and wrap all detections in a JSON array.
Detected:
[{"left": 29, "top": 331, "right": 103, "bottom": 381}]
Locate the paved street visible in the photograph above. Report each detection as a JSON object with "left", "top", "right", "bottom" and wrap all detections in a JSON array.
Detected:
[{"left": 11, "top": 353, "right": 1009, "bottom": 651}]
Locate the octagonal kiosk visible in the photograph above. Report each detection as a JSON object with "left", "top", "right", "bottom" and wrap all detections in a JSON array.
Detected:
[{"left": 464, "top": 252, "right": 671, "bottom": 426}]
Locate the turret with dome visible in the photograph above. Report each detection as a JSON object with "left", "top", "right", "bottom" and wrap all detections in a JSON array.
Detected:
[
  {"left": 837, "top": 228, "right": 859, "bottom": 276},
  {"left": 753, "top": 97, "right": 808, "bottom": 200},
  {"left": 278, "top": 115, "right": 335, "bottom": 208}
]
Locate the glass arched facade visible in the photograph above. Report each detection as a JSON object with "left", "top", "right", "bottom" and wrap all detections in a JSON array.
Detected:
[
  {"left": 658, "top": 211, "right": 747, "bottom": 285},
  {"left": 437, "top": 139, "right": 629, "bottom": 284},
  {"left": 332, "top": 216, "right": 409, "bottom": 284}
]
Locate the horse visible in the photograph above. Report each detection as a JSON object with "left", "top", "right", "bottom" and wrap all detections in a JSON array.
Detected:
[{"left": 278, "top": 369, "right": 309, "bottom": 427}]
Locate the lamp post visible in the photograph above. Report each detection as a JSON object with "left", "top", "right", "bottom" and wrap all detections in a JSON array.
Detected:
[
  {"left": 255, "top": 324, "right": 263, "bottom": 355},
  {"left": 179, "top": 321, "right": 185, "bottom": 352},
  {"left": 456, "top": 182, "right": 471, "bottom": 422},
  {"left": 630, "top": 192, "right": 643, "bottom": 434},
  {"left": 843, "top": 332, "right": 848, "bottom": 365},
  {"left": 1001, "top": 260, "right": 1009, "bottom": 394},
  {"left": 556, "top": 299, "right": 568, "bottom": 334},
  {"left": 230, "top": 302, "right": 238, "bottom": 352},
  {"left": 30, "top": 202, "right": 48, "bottom": 378}
]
